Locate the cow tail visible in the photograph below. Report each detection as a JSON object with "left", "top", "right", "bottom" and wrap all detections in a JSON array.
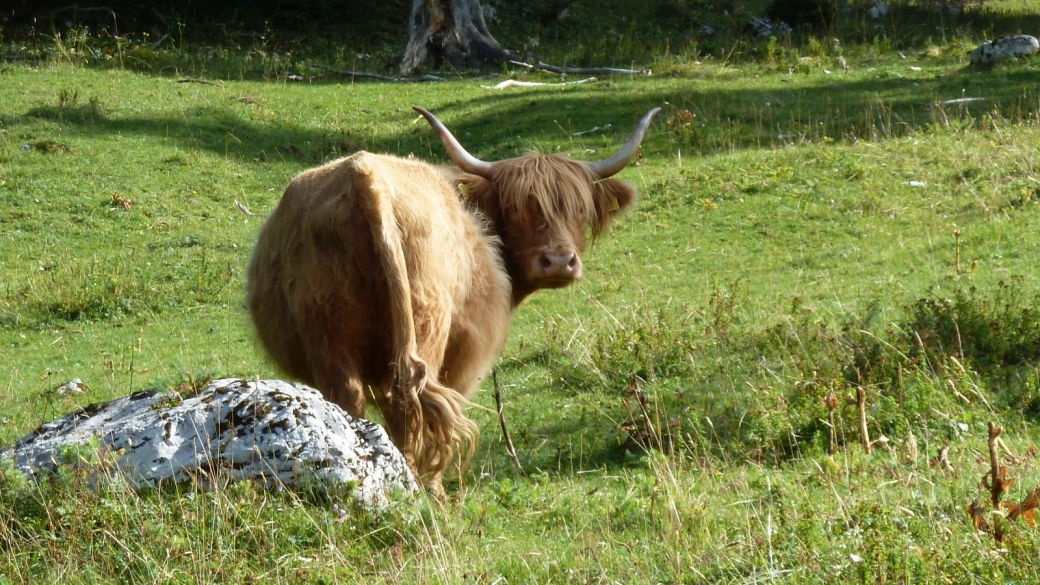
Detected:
[
  {"left": 415, "top": 379, "right": 479, "bottom": 484},
  {"left": 351, "top": 156, "right": 426, "bottom": 466}
]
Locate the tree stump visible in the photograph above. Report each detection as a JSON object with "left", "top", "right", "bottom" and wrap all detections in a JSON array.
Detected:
[{"left": 396, "top": 0, "right": 518, "bottom": 75}]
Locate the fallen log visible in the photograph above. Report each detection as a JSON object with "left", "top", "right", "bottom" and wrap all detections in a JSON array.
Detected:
[{"left": 509, "top": 60, "right": 651, "bottom": 76}]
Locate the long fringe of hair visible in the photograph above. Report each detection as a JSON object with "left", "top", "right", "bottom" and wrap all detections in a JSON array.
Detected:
[
  {"left": 486, "top": 155, "right": 611, "bottom": 238},
  {"left": 400, "top": 377, "right": 479, "bottom": 485}
]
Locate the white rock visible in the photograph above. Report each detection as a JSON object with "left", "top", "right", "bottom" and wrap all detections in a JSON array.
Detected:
[
  {"left": 0, "top": 378, "right": 417, "bottom": 508},
  {"left": 970, "top": 35, "right": 1039, "bottom": 65},
  {"left": 54, "top": 378, "right": 85, "bottom": 395},
  {"left": 867, "top": 1, "right": 889, "bottom": 19}
]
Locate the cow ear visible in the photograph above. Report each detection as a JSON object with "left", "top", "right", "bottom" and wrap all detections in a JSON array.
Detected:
[
  {"left": 456, "top": 175, "right": 498, "bottom": 214},
  {"left": 591, "top": 179, "right": 637, "bottom": 237},
  {"left": 455, "top": 174, "right": 509, "bottom": 238}
]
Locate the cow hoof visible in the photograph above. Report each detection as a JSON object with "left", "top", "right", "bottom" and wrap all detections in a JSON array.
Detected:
[{"left": 426, "top": 480, "right": 446, "bottom": 502}]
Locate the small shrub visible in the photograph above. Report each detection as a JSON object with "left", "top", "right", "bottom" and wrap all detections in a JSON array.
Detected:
[
  {"left": 906, "top": 279, "right": 1040, "bottom": 368},
  {"left": 590, "top": 304, "right": 701, "bottom": 382},
  {"left": 0, "top": 458, "right": 28, "bottom": 492},
  {"left": 29, "top": 140, "right": 73, "bottom": 154}
]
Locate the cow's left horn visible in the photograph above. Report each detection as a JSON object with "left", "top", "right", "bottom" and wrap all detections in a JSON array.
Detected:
[
  {"left": 413, "top": 107, "right": 496, "bottom": 179},
  {"left": 585, "top": 107, "right": 661, "bottom": 179}
]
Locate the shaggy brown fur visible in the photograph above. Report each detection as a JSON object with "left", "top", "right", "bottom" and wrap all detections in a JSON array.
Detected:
[
  {"left": 456, "top": 155, "right": 637, "bottom": 303},
  {"left": 247, "top": 150, "right": 636, "bottom": 495}
]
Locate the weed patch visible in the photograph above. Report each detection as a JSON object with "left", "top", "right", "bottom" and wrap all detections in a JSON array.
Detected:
[
  {"left": 907, "top": 279, "right": 1040, "bottom": 368},
  {"left": 25, "top": 140, "right": 73, "bottom": 154}
]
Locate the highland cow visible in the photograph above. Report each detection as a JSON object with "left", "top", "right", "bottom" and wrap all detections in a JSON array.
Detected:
[{"left": 246, "top": 106, "right": 659, "bottom": 494}]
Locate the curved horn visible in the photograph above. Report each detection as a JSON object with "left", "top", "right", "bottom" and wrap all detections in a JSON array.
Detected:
[
  {"left": 585, "top": 107, "right": 661, "bottom": 179},
  {"left": 413, "top": 106, "right": 495, "bottom": 178}
]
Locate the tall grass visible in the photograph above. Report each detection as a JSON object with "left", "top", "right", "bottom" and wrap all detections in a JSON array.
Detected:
[{"left": 3, "top": 1, "right": 1040, "bottom": 581}]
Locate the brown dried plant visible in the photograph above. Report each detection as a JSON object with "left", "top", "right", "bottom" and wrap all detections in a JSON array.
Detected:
[{"left": 966, "top": 423, "right": 1040, "bottom": 543}]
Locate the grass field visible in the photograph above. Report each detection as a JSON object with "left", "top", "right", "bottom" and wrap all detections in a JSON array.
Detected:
[{"left": 4, "top": 1, "right": 1040, "bottom": 582}]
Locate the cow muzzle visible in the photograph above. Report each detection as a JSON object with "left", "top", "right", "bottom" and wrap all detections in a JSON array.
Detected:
[{"left": 532, "top": 248, "right": 583, "bottom": 285}]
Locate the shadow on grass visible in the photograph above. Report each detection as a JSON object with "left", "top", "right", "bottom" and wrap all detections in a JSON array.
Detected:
[
  {"left": 422, "top": 67, "right": 1040, "bottom": 159},
  {"left": 9, "top": 102, "right": 384, "bottom": 166},
  {"left": 8, "top": 64, "right": 1040, "bottom": 169}
]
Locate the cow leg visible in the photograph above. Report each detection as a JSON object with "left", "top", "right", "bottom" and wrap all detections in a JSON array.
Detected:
[
  {"left": 312, "top": 361, "right": 367, "bottom": 419},
  {"left": 387, "top": 357, "right": 425, "bottom": 476},
  {"left": 367, "top": 322, "right": 471, "bottom": 498}
]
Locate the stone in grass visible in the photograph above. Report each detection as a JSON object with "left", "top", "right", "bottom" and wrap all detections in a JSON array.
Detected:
[
  {"left": 970, "top": 35, "right": 1039, "bottom": 66},
  {"left": 0, "top": 378, "right": 418, "bottom": 508},
  {"left": 749, "top": 17, "right": 792, "bottom": 39},
  {"left": 867, "top": 1, "right": 889, "bottom": 19}
]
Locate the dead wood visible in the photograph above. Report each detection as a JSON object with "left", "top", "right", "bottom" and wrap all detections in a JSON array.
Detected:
[
  {"left": 493, "top": 370, "right": 522, "bottom": 471},
  {"left": 509, "top": 60, "right": 652, "bottom": 76},
  {"left": 314, "top": 65, "right": 443, "bottom": 83}
]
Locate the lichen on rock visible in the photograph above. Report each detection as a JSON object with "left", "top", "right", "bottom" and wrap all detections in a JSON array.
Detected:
[
  {"left": 0, "top": 379, "right": 417, "bottom": 508},
  {"left": 970, "top": 35, "right": 1039, "bottom": 66}
]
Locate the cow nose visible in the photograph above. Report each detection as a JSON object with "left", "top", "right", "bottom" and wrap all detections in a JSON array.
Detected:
[{"left": 538, "top": 250, "right": 581, "bottom": 278}]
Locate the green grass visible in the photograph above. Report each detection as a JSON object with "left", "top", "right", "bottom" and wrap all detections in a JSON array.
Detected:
[{"left": 4, "top": 1, "right": 1040, "bottom": 582}]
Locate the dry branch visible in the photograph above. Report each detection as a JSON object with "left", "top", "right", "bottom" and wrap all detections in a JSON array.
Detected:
[
  {"left": 314, "top": 65, "right": 442, "bottom": 83},
  {"left": 492, "top": 370, "right": 522, "bottom": 471},
  {"left": 509, "top": 60, "right": 652, "bottom": 76},
  {"left": 986, "top": 423, "right": 1011, "bottom": 509},
  {"left": 151, "top": 34, "right": 170, "bottom": 50},
  {"left": 483, "top": 77, "right": 598, "bottom": 90},
  {"left": 571, "top": 123, "right": 612, "bottom": 137},
  {"left": 49, "top": 5, "right": 116, "bottom": 16},
  {"left": 177, "top": 78, "right": 223, "bottom": 87},
  {"left": 855, "top": 387, "right": 871, "bottom": 454},
  {"left": 234, "top": 200, "right": 267, "bottom": 218},
  {"left": 824, "top": 389, "right": 838, "bottom": 455}
]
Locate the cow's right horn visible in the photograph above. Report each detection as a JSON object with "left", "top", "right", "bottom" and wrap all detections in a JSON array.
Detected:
[
  {"left": 413, "top": 107, "right": 495, "bottom": 179},
  {"left": 585, "top": 107, "right": 661, "bottom": 179}
]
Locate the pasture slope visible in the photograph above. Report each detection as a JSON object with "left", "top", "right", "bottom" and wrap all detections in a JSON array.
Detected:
[{"left": 3, "top": 1, "right": 1040, "bottom": 582}]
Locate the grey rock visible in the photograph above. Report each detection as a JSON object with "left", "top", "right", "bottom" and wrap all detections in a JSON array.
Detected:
[
  {"left": 970, "top": 35, "right": 1039, "bottom": 65},
  {"left": 867, "top": 1, "right": 889, "bottom": 19},
  {"left": 0, "top": 378, "right": 417, "bottom": 508},
  {"left": 749, "top": 17, "right": 792, "bottom": 38}
]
